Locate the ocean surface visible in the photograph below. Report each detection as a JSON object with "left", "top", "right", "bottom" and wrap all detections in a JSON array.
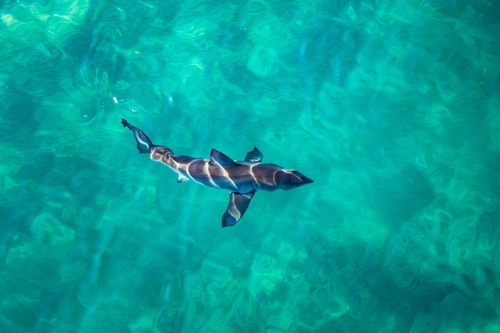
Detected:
[{"left": 1, "top": 0, "right": 500, "bottom": 332}]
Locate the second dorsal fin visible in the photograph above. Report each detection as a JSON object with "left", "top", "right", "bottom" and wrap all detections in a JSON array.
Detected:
[{"left": 177, "top": 174, "right": 189, "bottom": 183}]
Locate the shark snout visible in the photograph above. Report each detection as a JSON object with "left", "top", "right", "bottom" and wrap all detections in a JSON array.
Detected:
[
  {"left": 275, "top": 169, "right": 313, "bottom": 190},
  {"left": 291, "top": 171, "right": 313, "bottom": 186}
]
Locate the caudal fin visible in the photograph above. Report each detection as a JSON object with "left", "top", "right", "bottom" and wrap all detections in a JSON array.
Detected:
[{"left": 121, "top": 118, "right": 154, "bottom": 153}]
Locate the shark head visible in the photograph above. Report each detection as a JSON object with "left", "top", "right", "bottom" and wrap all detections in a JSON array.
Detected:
[{"left": 275, "top": 169, "right": 313, "bottom": 190}]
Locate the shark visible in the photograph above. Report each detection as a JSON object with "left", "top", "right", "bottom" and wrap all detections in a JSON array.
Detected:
[{"left": 121, "top": 118, "right": 313, "bottom": 227}]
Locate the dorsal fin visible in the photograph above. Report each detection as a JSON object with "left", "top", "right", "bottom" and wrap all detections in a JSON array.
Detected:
[
  {"left": 244, "top": 147, "right": 263, "bottom": 163},
  {"left": 210, "top": 149, "right": 236, "bottom": 166}
]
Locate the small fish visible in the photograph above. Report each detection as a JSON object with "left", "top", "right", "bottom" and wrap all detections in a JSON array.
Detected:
[{"left": 122, "top": 118, "right": 313, "bottom": 227}]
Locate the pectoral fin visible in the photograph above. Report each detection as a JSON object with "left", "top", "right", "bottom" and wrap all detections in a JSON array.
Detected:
[
  {"left": 222, "top": 191, "right": 255, "bottom": 227},
  {"left": 244, "top": 147, "right": 263, "bottom": 163}
]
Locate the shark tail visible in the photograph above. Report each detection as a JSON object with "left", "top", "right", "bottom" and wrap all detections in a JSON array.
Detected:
[{"left": 121, "top": 118, "right": 154, "bottom": 153}]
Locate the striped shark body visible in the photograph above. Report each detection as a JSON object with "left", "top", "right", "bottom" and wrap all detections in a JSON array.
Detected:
[{"left": 121, "top": 118, "right": 313, "bottom": 227}]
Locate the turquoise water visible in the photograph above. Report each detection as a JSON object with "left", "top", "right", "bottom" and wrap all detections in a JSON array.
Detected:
[{"left": 1, "top": 0, "right": 500, "bottom": 332}]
